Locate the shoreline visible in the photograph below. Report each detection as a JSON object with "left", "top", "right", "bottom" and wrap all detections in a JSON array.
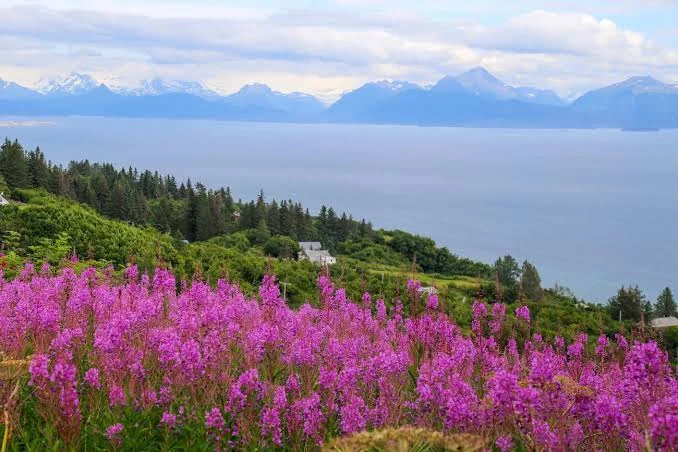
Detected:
[{"left": 0, "top": 120, "right": 57, "bottom": 127}]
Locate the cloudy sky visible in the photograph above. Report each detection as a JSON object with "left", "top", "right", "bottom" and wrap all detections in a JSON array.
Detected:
[{"left": 1, "top": 0, "right": 677, "bottom": 102}]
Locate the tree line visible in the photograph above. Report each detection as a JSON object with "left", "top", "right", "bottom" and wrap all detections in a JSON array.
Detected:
[
  {"left": 607, "top": 285, "right": 676, "bottom": 323},
  {"left": 0, "top": 138, "right": 491, "bottom": 278},
  {"left": 0, "top": 138, "right": 374, "bottom": 246}
]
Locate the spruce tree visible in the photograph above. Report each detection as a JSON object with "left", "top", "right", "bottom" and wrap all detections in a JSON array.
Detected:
[
  {"left": 267, "top": 200, "right": 281, "bottom": 236},
  {"left": 654, "top": 287, "right": 677, "bottom": 318},
  {"left": 608, "top": 285, "right": 650, "bottom": 323},
  {"left": 521, "top": 260, "right": 543, "bottom": 301},
  {"left": 253, "top": 219, "right": 271, "bottom": 245},
  {"left": 0, "top": 139, "right": 29, "bottom": 189},
  {"left": 494, "top": 255, "right": 520, "bottom": 289},
  {"left": 27, "top": 147, "right": 50, "bottom": 189},
  {"left": 183, "top": 180, "right": 199, "bottom": 242}
]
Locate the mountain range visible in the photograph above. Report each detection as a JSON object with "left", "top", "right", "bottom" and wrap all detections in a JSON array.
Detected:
[{"left": 1, "top": 68, "right": 677, "bottom": 128}]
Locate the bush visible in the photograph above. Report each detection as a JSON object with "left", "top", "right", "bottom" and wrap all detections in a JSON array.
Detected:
[{"left": 264, "top": 235, "right": 300, "bottom": 259}]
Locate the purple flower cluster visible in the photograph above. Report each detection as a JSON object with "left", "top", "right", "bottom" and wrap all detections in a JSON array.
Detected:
[{"left": 1, "top": 264, "right": 676, "bottom": 449}]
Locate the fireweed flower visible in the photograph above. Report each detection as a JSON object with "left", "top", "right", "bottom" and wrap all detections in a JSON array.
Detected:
[
  {"left": 84, "top": 368, "right": 101, "bottom": 389},
  {"left": 495, "top": 435, "right": 513, "bottom": 452},
  {"left": 160, "top": 412, "right": 177, "bottom": 429},
  {"left": 106, "top": 423, "right": 123, "bottom": 443},
  {"left": 596, "top": 334, "right": 611, "bottom": 358},
  {"left": 425, "top": 294, "right": 439, "bottom": 311},
  {"left": 108, "top": 385, "right": 126, "bottom": 407},
  {"left": 515, "top": 305, "right": 530, "bottom": 324},
  {"left": 340, "top": 394, "right": 367, "bottom": 434},
  {"left": 205, "top": 407, "right": 225, "bottom": 430},
  {"left": 649, "top": 394, "right": 678, "bottom": 449}
]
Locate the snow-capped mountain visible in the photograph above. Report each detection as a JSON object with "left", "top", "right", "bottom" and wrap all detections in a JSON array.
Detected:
[
  {"left": 370, "top": 80, "right": 422, "bottom": 94},
  {"left": 122, "top": 77, "right": 221, "bottom": 99},
  {"left": 37, "top": 73, "right": 101, "bottom": 96},
  {"left": 0, "top": 79, "right": 41, "bottom": 100}
]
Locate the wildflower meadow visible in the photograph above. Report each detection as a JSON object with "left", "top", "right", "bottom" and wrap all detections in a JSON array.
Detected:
[{"left": 0, "top": 263, "right": 676, "bottom": 450}]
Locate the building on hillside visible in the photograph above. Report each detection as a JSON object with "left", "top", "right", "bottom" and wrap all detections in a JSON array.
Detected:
[
  {"left": 650, "top": 316, "right": 678, "bottom": 329},
  {"left": 0, "top": 193, "right": 9, "bottom": 206},
  {"left": 298, "top": 242, "right": 336, "bottom": 265}
]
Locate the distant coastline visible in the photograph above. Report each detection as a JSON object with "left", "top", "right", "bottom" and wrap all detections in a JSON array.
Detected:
[
  {"left": 621, "top": 127, "right": 660, "bottom": 132},
  {"left": 0, "top": 120, "right": 56, "bottom": 127}
]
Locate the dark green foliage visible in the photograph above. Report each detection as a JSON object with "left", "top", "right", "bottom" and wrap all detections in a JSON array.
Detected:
[
  {"left": 661, "top": 327, "right": 678, "bottom": 362},
  {"left": 386, "top": 230, "right": 491, "bottom": 277},
  {"left": 0, "top": 138, "right": 30, "bottom": 189},
  {"left": 494, "top": 255, "right": 520, "bottom": 288},
  {"left": 209, "top": 232, "right": 250, "bottom": 251},
  {"left": 338, "top": 239, "right": 405, "bottom": 267},
  {"left": 264, "top": 235, "right": 301, "bottom": 259},
  {"left": 27, "top": 146, "right": 50, "bottom": 189},
  {"left": 521, "top": 260, "right": 543, "bottom": 301},
  {"left": 252, "top": 219, "right": 271, "bottom": 245},
  {"left": 654, "top": 287, "right": 677, "bottom": 318},
  {"left": 607, "top": 285, "right": 651, "bottom": 323},
  {"left": 0, "top": 189, "right": 179, "bottom": 272}
]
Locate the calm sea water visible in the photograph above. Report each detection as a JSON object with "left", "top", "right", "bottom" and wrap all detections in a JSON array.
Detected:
[{"left": 2, "top": 116, "right": 677, "bottom": 303}]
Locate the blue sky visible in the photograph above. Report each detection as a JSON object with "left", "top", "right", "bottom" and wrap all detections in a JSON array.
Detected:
[{"left": 1, "top": 0, "right": 677, "bottom": 101}]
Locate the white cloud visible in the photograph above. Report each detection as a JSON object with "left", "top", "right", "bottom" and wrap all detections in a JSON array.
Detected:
[{"left": 0, "top": 4, "right": 677, "bottom": 100}]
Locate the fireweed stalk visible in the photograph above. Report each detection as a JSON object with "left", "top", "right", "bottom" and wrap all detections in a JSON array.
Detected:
[{"left": 0, "top": 263, "right": 676, "bottom": 450}]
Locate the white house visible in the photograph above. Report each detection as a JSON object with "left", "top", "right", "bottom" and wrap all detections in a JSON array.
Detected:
[
  {"left": 298, "top": 242, "right": 336, "bottom": 265},
  {"left": 0, "top": 193, "right": 9, "bottom": 206},
  {"left": 650, "top": 316, "right": 678, "bottom": 329}
]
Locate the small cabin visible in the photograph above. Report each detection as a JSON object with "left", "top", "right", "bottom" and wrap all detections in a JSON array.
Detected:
[{"left": 298, "top": 242, "right": 336, "bottom": 265}]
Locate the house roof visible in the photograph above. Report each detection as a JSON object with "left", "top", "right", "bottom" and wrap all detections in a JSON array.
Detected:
[
  {"left": 299, "top": 241, "right": 322, "bottom": 251},
  {"left": 304, "top": 249, "right": 333, "bottom": 259},
  {"left": 650, "top": 316, "right": 678, "bottom": 328}
]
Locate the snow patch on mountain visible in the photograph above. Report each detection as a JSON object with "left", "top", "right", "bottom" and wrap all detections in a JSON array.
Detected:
[{"left": 37, "top": 73, "right": 100, "bottom": 96}]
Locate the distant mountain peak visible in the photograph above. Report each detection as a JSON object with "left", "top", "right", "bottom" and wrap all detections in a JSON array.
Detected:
[
  {"left": 613, "top": 75, "right": 671, "bottom": 92},
  {"left": 456, "top": 67, "right": 509, "bottom": 96},
  {"left": 621, "top": 75, "right": 659, "bottom": 85},
  {"left": 460, "top": 66, "right": 502, "bottom": 82},
  {"left": 124, "top": 77, "right": 219, "bottom": 99},
  {"left": 431, "top": 75, "right": 465, "bottom": 93},
  {"left": 38, "top": 72, "right": 101, "bottom": 96},
  {"left": 0, "top": 78, "right": 41, "bottom": 100},
  {"left": 236, "top": 83, "right": 274, "bottom": 95},
  {"left": 370, "top": 80, "right": 419, "bottom": 93},
  {"left": 227, "top": 83, "right": 324, "bottom": 116}
]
